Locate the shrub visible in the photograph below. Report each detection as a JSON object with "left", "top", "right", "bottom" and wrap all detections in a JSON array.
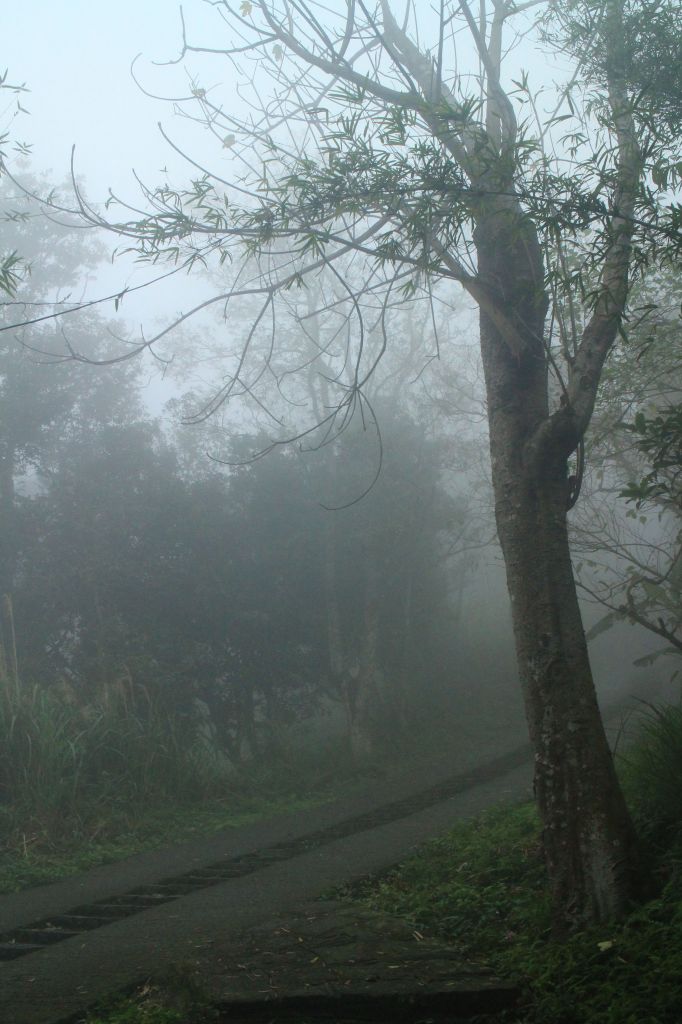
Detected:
[
  {"left": 620, "top": 700, "right": 682, "bottom": 847},
  {"left": 0, "top": 666, "right": 224, "bottom": 851}
]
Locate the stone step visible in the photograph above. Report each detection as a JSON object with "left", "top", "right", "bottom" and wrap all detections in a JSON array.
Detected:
[{"left": 0, "top": 941, "right": 46, "bottom": 960}]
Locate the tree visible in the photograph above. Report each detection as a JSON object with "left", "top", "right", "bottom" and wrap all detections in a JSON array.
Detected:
[
  {"left": 19, "top": 0, "right": 682, "bottom": 928},
  {"left": 17, "top": 391, "right": 455, "bottom": 766},
  {"left": 619, "top": 404, "right": 682, "bottom": 654},
  {"left": 0, "top": 70, "right": 31, "bottom": 295},
  {"left": 572, "top": 269, "right": 682, "bottom": 661},
  {"left": 0, "top": 170, "right": 138, "bottom": 682}
]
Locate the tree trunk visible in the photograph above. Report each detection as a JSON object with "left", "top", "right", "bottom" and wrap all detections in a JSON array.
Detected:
[
  {"left": 475, "top": 210, "right": 643, "bottom": 930},
  {"left": 497, "top": 459, "right": 641, "bottom": 928},
  {"left": 351, "top": 544, "right": 384, "bottom": 760},
  {"left": 239, "top": 681, "right": 259, "bottom": 762},
  {"left": 0, "top": 443, "right": 17, "bottom": 601},
  {"left": 323, "top": 510, "right": 384, "bottom": 761}
]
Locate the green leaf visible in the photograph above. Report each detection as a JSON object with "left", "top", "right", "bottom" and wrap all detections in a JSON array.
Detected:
[
  {"left": 633, "top": 649, "right": 680, "bottom": 667},
  {"left": 640, "top": 580, "right": 679, "bottom": 614},
  {"left": 586, "top": 611, "right": 621, "bottom": 642}
]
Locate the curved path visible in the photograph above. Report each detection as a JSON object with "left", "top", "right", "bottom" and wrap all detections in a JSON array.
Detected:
[{"left": 0, "top": 698, "right": 634, "bottom": 1024}]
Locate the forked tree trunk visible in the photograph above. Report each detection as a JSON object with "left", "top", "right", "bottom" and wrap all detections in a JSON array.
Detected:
[{"left": 475, "top": 210, "right": 643, "bottom": 930}]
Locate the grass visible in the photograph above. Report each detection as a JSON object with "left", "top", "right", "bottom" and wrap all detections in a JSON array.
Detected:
[
  {"left": 6, "top": 664, "right": 682, "bottom": 1023},
  {"left": 0, "top": 670, "right": 226, "bottom": 844},
  {"left": 342, "top": 700, "right": 682, "bottom": 1024},
  {"left": 348, "top": 801, "right": 682, "bottom": 1023},
  {"left": 0, "top": 710, "right": 361, "bottom": 893},
  {"left": 0, "top": 788, "right": 328, "bottom": 894},
  {"left": 619, "top": 700, "right": 682, "bottom": 847},
  {"left": 0, "top": 666, "right": 360, "bottom": 894},
  {"left": 343, "top": 802, "right": 549, "bottom": 956},
  {"left": 81, "top": 973, "right": 216, "bottom": 1024}
]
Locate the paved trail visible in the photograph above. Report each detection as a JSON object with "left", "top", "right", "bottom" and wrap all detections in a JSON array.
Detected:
[{"left": 0, "top": 700, "right": 634, "bottom": 1024}]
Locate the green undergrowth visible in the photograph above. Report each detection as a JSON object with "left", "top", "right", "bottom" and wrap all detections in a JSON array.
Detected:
[
  {"left": 0, "top": 727, "right": 394, "bottom": 894},
  {"left": 341, "top": 703, "right": 682, "bottom": 1024},
  {"left": 347, "top": 801, "right": 682, "bottom": 1023},
  {"left": 0, "top": 787, "right": 328, "bottom": 894},
  {"left": 80, "top": 973, "right": 216, "bottom": 1024},
  {"left": 0, "top": 721, "right": 371, "bottom": 894},
  {"left": 0, "top": 664, "right": 368, "bottom": 893},
  {"left": 70, "top": 701, "right": 682, "bottom": 1024}
]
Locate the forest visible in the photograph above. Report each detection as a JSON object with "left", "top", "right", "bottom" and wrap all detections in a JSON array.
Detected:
[{"left": 1, "top": 1, "right": 682, "bottom": 1022}]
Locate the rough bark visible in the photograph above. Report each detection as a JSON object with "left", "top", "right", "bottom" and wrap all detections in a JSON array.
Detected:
[
  {"left": 499, "top": 466, "right": 642, "bottom": 927},
  {"left": 474, "top": 204, "right": 642, "bottom": 930}
]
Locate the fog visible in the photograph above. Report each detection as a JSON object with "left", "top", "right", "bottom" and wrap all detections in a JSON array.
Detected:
[
  {"left": 1, "top": 5, "right": 680, "bottom": 1017},
  {"left": 2, "top": 0, "right": 676, "bottom": 824},
  {"left": 1, "top": 4, "right": 679, "bottom": 1019}
]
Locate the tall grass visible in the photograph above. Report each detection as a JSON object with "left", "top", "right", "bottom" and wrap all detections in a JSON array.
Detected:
[
  {"left": 620, "top": 699, "right": 682, "bottom": 847},
  {"left": 0, "top": 666, "right": 225, "bottom": 852}
]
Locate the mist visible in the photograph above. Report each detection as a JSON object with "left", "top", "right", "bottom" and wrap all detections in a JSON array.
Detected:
[{"left": 1, "top": 2, "right": 681, "bottom": 1022}]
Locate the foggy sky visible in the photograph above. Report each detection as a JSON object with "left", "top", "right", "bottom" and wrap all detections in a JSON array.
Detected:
[
  {"left": 3, "top": 2, "right": 667, "bottom": 690},
  {"left": 5, "top": 1, "right": 197, "bottom": 194}
]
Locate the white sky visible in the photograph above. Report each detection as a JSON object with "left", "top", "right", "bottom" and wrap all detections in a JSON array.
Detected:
[
  {"left": 3, "top": 1, "right": 236, "bottom": 404},
  {"left": 4, "top": 1, "right": 208, "bottom": 195},
  {"left": 2, "top": 2, "right": 555, "bottom": 411},
  {"left": 4, "top": 1, "right": 554, "bottom": 198}
]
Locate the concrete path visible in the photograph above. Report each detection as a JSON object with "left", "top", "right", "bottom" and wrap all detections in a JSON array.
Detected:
[
  {"left": 0, "top": 740, "right": 533, "bottom": 1024},
  {"left": 0, "top": 694, "right": 639, "bottom": 1024}
]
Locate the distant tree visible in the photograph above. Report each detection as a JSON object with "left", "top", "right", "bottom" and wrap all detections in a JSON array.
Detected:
[
  {"left": 0, "top": 171, "right": 139, "bottom": 679},
  {"left": 309, "top": 404, "right": 459, "bottom": 758},
  {"left": 163, "top": 280, "right": 477, "bottom": 760},
  {"left": 178, "top": 398, "right": 459, "bottom": 762},
  {"left": 17, "top": 420, "right": 176, "bottom": 686},
  {"left": 11, "top": 0, "right": 682, "bottom": 927}
]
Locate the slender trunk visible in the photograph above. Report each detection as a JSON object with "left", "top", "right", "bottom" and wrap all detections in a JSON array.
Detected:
[
  {"left": 321, "top": 464, "right": 377, "bottom": 760},
  {"left": 202, "top": 682, "right": 240, "bottom": 764},
  {"left": 323, "top": 508, "right": 345, "bottom": 683},
  {"left": 91, "top": 582, "right": 110, "bottom": 689},
  {"left": 0, "top": 444, "right": 17, "bottom": 600},
  {"left": 0, "top": 450, "right": 19, "bottom": 688},
  {"left": 393, "top": 573, "right": 413, "bottom": 734},
  {"left": 239, "top": 681, "right": 258, "bottom": 761},
  {"left": 350, "top": 544, "right": 384, "bottom": 760},
  {"left": 0, "top": 595, "right": 19, "bottom": 691},
  {"left": 324, "top": 511, "right": 384, "bottom": 760}
]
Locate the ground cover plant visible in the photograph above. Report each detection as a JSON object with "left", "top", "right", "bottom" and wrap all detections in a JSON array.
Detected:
[
  {"left": 0, "top": 789, "right": 329, "bottom": 895},
  {"left": 81, "top": 974, "right": 216, "bottom": 1024},
  {"left": 0, "top": 665, "right": 358, "bottom": 893},
  {"left": 70, "top": 699, "right": 682, "bottom": 1024},
  {"left": 345, "top": 701, "right": 682, "bottom": 1023}
]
